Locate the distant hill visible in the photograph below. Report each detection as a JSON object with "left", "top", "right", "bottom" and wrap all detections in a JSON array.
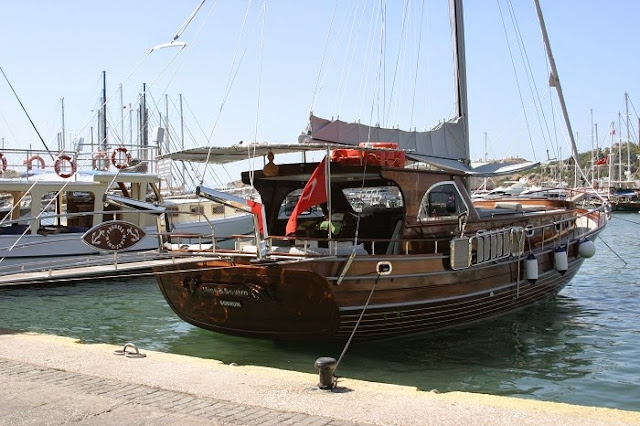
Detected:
[{"left": 470, "top": 142, "right": 638, "bottom": 189}]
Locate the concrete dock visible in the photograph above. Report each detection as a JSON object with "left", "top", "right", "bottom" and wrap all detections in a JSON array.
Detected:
[{"left": 1, "top": 331, "right": 638, "bottom": 425}]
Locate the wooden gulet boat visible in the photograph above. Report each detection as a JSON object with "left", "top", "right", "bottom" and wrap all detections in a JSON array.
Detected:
[
  {"left": 152, "top": 0, "right": 609, "bottom": 341},
  {"left": 153, "top": 154, "right": 607, "bottom": 341}
]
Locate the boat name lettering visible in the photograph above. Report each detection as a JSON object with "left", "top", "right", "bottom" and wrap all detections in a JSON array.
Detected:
[
  {"left": 219, "top": 300, "right": 242, "bottom": 308},
  {"left": 202, "top": 286, "right": 250, "bottom": 298}
]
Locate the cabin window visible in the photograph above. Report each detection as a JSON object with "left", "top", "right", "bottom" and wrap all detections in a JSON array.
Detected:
[
  {"left": 278, "top": 190, "right": 324, "bottom": 219},
  {"left": 190, "top": 205, "right": 204, "bottom": 215},
  {"left": 343, "top": 186, "right": 403, "bottom": 212},
  {"left": 419, "top": 182, "right": 467, "bottom": 220}
]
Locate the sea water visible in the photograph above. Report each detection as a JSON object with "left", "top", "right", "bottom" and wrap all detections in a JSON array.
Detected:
[{"left": 1, "top": 214, "right": 639, "bottom": 412}]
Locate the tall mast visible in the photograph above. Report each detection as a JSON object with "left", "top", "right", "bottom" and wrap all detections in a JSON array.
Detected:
[
  {"left": 595, "top": 122, "right": 600, "bottom": 183},
  {"left": 590, "top": 109, "right": 594, "bottom": 184},
  {"left": 608, "top": 122, "right": 614, "bottom": 186},
  {"left": 140, "top": 83, "right": 148, "bottom": 164},
  {"left": 618, "top": 112, "right": 622, "bottom": 182},
  {"left": 180, "top": 94, "right": 186, "bottom": 191},
  {"left": 625, "top": 91, "right": 631, "bottom": 181},
  {"left": 165, "top": 94, "right": 170, "bottom": 155},
  {"left": 533, "top": 0, "right": 580, "bottom": 165},
  {"left": 120, "top": 84, "right": 125, "bottom": 148},
  {"left": 101, "top": 71, "right": 108, "bottom": 152},
  {"left": 451, "top": 0, "right": 469, "bottom": 161},
  {"left": 61, "top": 97, "right": 66, "bottom": 150}
]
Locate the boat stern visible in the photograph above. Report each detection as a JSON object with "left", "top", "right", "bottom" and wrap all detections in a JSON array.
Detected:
[{"left": 154, "top": 259, "right": 341, "bottom": 340}]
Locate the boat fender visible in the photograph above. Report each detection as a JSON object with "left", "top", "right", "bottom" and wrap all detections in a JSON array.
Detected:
[
  {"left": 554, "top": 246, "right": 568, "bottom": 275},
  {"left": 54, "top": 154, "right": 76, "bottom": 178},
  {"left": 0, "top": 152, "right": 6, "bottom": 172},
  {"left": 24, "top": 155, "right": 45, "bottom": 171},
  {"left": 111, "top": 146, "right": 131, "bottom": 169},
  {"left": 578, "top": 239, "right": 596, "bottom": 258},
  {"left": 525, "top": 253, "right": 538, "bottom": 284},
  {"left": 92, "top": 151, "right": 110, "bottom": 171}
]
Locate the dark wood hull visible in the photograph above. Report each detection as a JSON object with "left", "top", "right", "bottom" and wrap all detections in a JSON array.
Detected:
[{"left": 154, "top": 239, "right": 586, "bottom": 341}]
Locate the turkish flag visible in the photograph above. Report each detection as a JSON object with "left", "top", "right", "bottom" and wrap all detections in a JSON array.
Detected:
[
  {"left": 595, "top": 157, "right": 608, "bottom": 166},
  {"left": 286, "top": 157, "right": 328, "bottom": 235}
]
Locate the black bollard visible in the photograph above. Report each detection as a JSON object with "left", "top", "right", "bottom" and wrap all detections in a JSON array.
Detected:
[{"left": 314, "top": 357, "right": 337, "bottom": 389}]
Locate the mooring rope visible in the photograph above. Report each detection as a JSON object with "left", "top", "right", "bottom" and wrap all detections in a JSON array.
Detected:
[
  {"left": 596, "top": 215, "right": 640, "bottom": 265},
  {"left": 335, "top": 271, "right": 382, "bottom": 371},
  {"left": 597, "top": 235, "right": 628, "bottom": 266}
]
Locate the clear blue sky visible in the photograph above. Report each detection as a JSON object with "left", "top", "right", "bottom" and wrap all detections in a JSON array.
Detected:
[{"left": 1, "top": 1, "right": 638, "bottom": 182}]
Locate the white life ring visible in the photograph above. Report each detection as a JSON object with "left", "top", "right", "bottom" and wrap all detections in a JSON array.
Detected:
[
  {"left": 111, "top": 147, "right": 131, "bottom": 170},
  {"left": 54, "top": 154, "right": 76, "bottom": 178},
  {"left": 92, "top": 151, "right": 110, "bottom": 171},
  {"left": 24, "top": 155, "right": 46, "bottom": 171}
]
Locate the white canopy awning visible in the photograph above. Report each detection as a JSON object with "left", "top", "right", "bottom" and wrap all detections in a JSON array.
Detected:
[
  {"left": 159, "top": 143, "right": 537, "bottom": 177},
  {"left": 157, "top": 143, "right": 337, "bottom": 165}
]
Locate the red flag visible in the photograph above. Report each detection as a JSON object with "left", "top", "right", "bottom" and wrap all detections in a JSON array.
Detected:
[
  {"left": 594, "top": 157, "right": 608, "bottom": 166},
  {"left": 247, "top": 200, "right": 266, "bottom": 236},
  {"left": 286, "top": 157, "right": 327, "bottom": 235}
]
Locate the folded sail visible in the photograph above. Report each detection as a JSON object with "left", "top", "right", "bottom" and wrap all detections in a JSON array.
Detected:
[
  {"left": 308, "top": 114, "right": 537, "bottom": 176},
  {"left": 309, "top": 114, "right": 468, "bottom": 163}
]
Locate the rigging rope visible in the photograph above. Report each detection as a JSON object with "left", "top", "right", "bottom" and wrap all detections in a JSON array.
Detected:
[
  {"left": 496, "top": 0, "right": 538, "bottom": 163},
  {"left": 248, "top": 0, "right": 268, "bottom": 190},
  {"left": 309, "top": 1, "right": 339, "bottom": 113},
  {"left": 201, "top": 0, "right": 260, "bottom": 186},
  {"left": 334, "top": 2, "right": 365, "bottom": 113},
  {"left": 0, "top": 66, "right": 55, "bottom": 161},
  {"left": 384, "top": 0, "right": 410, "bottom": 127},
  {"left": 506, "top": 0, "right": 556, "bottom": 163},
  {"left": 409, "top": 0, "right": 426, "bottom": 130}
]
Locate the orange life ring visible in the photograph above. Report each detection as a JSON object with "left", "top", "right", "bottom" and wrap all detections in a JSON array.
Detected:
[
  {"left": 24, "top": 155, "right": 46, "bottom": 171},
  {"left": 0, "top": 152, "right": 7, "bottom": 172},
  {"left": 92, "top": 151, "right": 110, "bottom": 171},
  {"left": 111, "top": 147, "right": 131, "bottom": 170},
  {"left": 54, "top": 154, "right": 76, "bottom": 178}
]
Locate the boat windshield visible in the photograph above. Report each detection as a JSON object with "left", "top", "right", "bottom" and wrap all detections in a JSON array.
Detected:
[{"left": 418, "top": 182, "right": 467, "bottom": 220}]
